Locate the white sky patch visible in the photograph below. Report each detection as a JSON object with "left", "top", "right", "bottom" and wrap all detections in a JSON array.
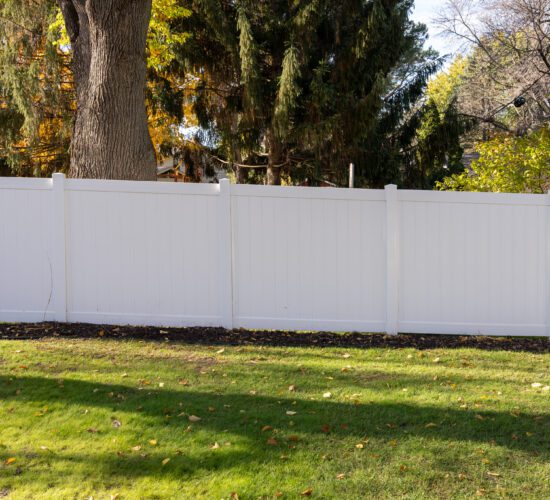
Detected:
[{"left": 411, "top": 0, "right": 461, "bottom": 57}]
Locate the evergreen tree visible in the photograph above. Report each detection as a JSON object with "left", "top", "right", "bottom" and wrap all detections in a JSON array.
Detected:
[{"left": 175, "top": 0, "right": 442, "bottom": 186}]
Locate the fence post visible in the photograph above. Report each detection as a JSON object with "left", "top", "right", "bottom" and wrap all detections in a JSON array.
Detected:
[
  {"left": 52, "top": 173, "right": 67, "bottom": 322},
  {"left": 219, "top": 178, "right": 234, "bottom": 329},
  {"left": 385, "top": 184, "right": 399, "bottom": 335}
]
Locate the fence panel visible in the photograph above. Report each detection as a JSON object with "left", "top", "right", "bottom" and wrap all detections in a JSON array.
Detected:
[
  {"left": 231, "top": 185, "right": 387, "bottom": 331},
  {"left": 64, "top": 180, "right": 223, "bottom": 326},
  {"left": 398, "top": 191, "right": 548, "bottom": 336},
  {"left": 0, "top": 178, "right": 55, "bottom": 322}
]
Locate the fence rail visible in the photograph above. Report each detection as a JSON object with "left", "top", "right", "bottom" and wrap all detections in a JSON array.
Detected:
[{"left": 1, "top": 173, "right": 548, "bottom": 336}]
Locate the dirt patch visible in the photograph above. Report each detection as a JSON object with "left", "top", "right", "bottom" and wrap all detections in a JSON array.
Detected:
[{"left": 0, "top": 322, "right": 548, "bottom": 353}]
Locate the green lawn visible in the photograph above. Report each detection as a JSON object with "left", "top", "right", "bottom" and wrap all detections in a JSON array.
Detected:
[{"left": 0, "top": 337, "right": 548, "bottom": 499}]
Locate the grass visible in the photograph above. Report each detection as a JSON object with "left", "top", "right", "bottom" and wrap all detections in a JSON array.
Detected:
[{"left": 0, "top": 337, "right": 549, "bottom": 499}]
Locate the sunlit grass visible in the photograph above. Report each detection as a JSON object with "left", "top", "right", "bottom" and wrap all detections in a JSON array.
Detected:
[{"left": 1, "top": 338, "right": 549, "bottom": 499}]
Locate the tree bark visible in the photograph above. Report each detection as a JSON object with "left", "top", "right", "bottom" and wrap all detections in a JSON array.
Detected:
[
  {"left": 58, "top": 0, "right": 156, "bottom": 180},
  {"left": 266, "top": 129, "right": 282, "bottom": 185}
]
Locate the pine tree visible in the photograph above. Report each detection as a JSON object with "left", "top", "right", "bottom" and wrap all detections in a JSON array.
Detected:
[{"left": 175, "top": 0, "right": 443, "bottom": 186}]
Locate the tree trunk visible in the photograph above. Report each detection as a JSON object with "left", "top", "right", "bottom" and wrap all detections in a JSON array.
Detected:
[
  {"left": 236, "top": 165, "right": 247, "bottom": 184},
  {"left": 58, "top": 0, "right": 156, "bottom": 180},
  {"left": 266, "top": 129, "right": 282, "bottom": 185}
]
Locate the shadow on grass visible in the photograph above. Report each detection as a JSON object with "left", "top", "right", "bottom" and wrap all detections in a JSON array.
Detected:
[{"left": 1, "top": 375, "right": 548, "bottom": 463}]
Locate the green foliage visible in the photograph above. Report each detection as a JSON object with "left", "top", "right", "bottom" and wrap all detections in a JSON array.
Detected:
[
  {"left": 394, "top": 57, "right": 471, "bottom": 189},
  {"left": 437, "top": 127, "right": 550, "bottom": 193},
  {"left": 0, "top": 0, "right": 72, "bottom": 175},
  {"left": 171, "top": 0, "right": 443, "bottom": 185}
]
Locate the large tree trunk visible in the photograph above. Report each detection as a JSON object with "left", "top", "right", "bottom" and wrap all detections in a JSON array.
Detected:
[{"left": 58, "top": 0, "right": 156, "bottom": 180}]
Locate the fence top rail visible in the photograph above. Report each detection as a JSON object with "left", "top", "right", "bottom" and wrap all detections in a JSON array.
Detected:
[
  {"left": 65, "top": 179, "right": 220, "bottom": 196},
  {"left": 231, "top": 184, "right": 386, "bottom": 201},
  {"left": 400, "top": 189, "right": 548, "bottom": 206},
  {"left": 1, "top": 176, "right": 548, "bottom": 206},
  {"left": 0, "top": 177, "right": 52, "bottom": 191}
]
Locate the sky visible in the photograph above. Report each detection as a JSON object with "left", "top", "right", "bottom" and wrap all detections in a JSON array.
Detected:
[{"left": 411, "top": 0, "right": 460, "bottom": 57}]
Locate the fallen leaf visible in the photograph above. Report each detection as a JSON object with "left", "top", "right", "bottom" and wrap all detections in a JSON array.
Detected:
[
  {"left": 342, "top": 354, "right": 351, "bottom": 359},
  {"left": 531, "top": 383, "right": 542, "bottom": 388},
  {"left": 230, "top": 493, "right": 239, "bottom": 500},
  {"left": 178, "top": 379, "right": 189, "bottom": 386},
  {"left": 288, "top": 385, "right": 296, "bottom": 392},
  {"left": 336, "top": 473, "right": 346, "bottom": 480},
  {"left": 132, "top": 445, "right": 142, "bottom": 451},
  {"left": 188, "top": 415, "right": 201, "bottom": 422},
  {"left": 210, "top": 442, "right": 220, "bottom": 449},
  {"left": 425, "top": 422, "right": 437, "bottom": 428},
  {"left": 216, "top": 348, "right": 225, "bottom": 354},
  {"left": 262, "top": 425, "right": 273, "bottom": 432},
  {"left": 267, "top": 438, "right": 278, "bottom": 446},
  {"left": 87, "top": 428, "right": 99, "bottom": 433},
  {"left": 323, "top": 392, "right": 332, "bottom": 399},
  {"left": 355, "top": 443, "right": 364, "bottom": 449},
  {"left": 149, "top": 439, "right": 158, "bottom": 446},
  {"left": 288, "top": 435, "right": 300, "bottom": 442},
  {"left": 112, "top": 419, "right": 122, "bottom": 428},
  {"left": 162, "top": 458, "right": 170, "bottom": 465},
  {"left": 321, "top": 424, "right": 330, "bottom": 434},
  {"left": 5, "top": 458, "right": 16, "bottom": 465},
  {"left": 158, "top": 382, "right": 165, "bottom": 388},
  {"left": 286, "top": 411, "right": 297, "bottom": 416},
  {"left": 301, "top": 488, "right": 313, "bottom": 496},
  {"left": 487, "top": 471, "right": 501, "bottom": 477},
  {"left": 433, "top": 357, "right": 441, "bottom": 363}
]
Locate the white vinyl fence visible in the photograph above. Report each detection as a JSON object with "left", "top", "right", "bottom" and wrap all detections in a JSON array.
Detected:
[{"left": 1, "top": 174, "right": 548, "bottom": 336}]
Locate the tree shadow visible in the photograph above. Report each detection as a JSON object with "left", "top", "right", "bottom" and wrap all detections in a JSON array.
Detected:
[{"left": 1, "top": 374, "right": 548, "bottom": 463}]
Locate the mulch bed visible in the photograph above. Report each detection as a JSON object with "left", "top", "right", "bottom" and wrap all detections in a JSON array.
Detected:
[{"left": 0, "top": 322, "right": 548, "bottom": 353}]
